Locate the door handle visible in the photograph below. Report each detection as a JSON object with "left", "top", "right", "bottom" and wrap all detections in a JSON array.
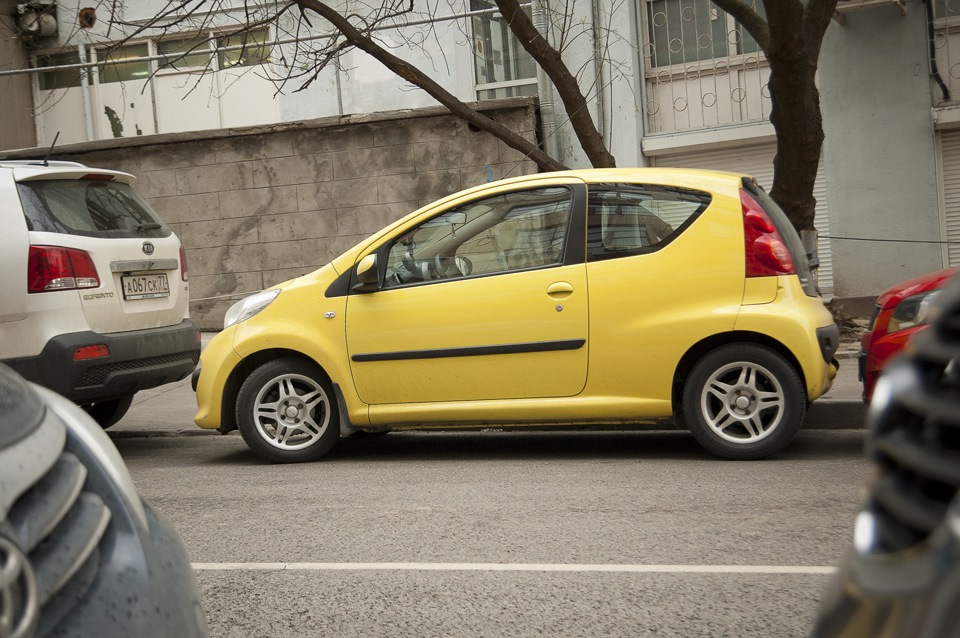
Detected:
[{"left": 546, "top": 281, "right": 574, "bottom": 298}]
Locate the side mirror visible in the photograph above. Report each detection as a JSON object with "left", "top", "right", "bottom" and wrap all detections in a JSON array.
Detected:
[{"left": 353, "top": 254, "right": 379, "bottom": 293}]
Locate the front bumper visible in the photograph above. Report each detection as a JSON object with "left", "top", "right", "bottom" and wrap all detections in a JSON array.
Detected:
[
  {"left": 3, "top": 319, "right": 200, "bottom": 404},
  {"left": 0, "top": 369, "right": 208, "bottom": 637}
]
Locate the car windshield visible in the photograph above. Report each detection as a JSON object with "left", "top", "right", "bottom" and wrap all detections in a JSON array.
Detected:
[{"left": 17, "top": 179, "right": 170, "bottom": 239}]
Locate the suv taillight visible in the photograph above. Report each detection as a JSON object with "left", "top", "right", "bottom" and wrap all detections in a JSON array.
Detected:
[
  {"left": 28, "top": 245, "right": 100, "bottom": 293},
  {"left": 179, "top": 244, "right": 188, "bottom": 281},
  {"left": 741, "top": 190, "right": 795, "bottom": 278}
]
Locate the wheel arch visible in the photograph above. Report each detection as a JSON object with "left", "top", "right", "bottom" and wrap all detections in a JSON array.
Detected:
[
  {"left": 671, "top": 331, "right": 807, "bottom": 411},
  {"left": 218, "top": 348, "right": 332, "bottom": 433}
]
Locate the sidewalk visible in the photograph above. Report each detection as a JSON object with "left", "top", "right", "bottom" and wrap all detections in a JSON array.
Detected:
[{"left": 111, "top": 333, "right": 867, "bottom": 437}]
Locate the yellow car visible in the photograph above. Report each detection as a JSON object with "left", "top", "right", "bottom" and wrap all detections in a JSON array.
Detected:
[{"left": 193, "top": 169, "right": 839, "bottom": 462}]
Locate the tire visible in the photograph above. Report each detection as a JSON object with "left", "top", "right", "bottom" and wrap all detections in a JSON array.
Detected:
[
  {"left": 236, "top": 358, "right": 340, "bottom": 463},
  {"left": 83, "top": 395, "right": 134, "bottom": 429},
  {"left": 680, "top": 344, "right": 806, "bottom": 460}
]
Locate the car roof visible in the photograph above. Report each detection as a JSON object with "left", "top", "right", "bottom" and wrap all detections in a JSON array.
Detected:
[
  {"left": 496, "top": 167, "right": 748, "bottom": 188},
  {"left": 425, "top": 168, "right": 748, "bottom": 213},
  {"left": 0, "top": 160, "right": 87, "bottom": 169},
  {"left": 1, "top": 161, "right": 136, "bottom": 185}
]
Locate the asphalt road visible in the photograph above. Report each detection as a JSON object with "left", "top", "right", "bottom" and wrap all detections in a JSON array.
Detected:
[{"left": 109, "top": 380, "right": 872, "bottom": 638}]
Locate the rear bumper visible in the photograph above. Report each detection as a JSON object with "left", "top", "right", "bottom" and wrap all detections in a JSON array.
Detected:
[{"left": 3, "top": 319, "right": 200, "bottom": 404}]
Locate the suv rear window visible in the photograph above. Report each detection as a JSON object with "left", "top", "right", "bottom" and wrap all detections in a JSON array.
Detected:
[{"left": 17, "top": 179, "right": 171, "bottom": 239}]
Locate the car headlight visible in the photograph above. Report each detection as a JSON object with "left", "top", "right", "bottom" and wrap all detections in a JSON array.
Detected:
[
  {"left": 888, "top": 289, "right": 943, "bottom": 333},
  {"left": 223, "top": 289, "right": 280, "bottom": 329}
]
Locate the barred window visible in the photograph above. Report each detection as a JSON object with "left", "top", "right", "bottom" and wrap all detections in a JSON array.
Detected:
[{"left": 646, "top": 0, "right": 766, "bottom": 68}]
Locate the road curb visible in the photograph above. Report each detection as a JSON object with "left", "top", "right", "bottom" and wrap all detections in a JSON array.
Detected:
[{"left": 803, "top": 400, "right": 867, "bottom": 430}]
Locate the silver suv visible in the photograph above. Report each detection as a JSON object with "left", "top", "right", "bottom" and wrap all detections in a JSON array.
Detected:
[{"left": 0, "top": 160, "right": 199, "bottom": 427}]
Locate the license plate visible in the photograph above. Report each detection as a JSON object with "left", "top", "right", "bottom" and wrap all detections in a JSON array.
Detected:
[{"left": 121, "top": 273, "right": 170, "bottom": 300}]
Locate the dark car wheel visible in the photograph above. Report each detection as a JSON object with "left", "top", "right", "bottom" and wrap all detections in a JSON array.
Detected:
[
  {"left": 236, "top": 358, "right": 340, "bottom": 463},
  {"left": 83, "top": 395, "right": 134, "bottom": 429},
  {"left": 681, "top": 344, "right": 806, "bottom": 460}
]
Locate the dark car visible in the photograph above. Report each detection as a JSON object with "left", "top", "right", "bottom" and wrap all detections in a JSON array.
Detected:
[
  {"left": 813, "top": 272, "right": 960, "bottom": 637},
  {"left": 0, "top": 363, "right": 208, "bottom": 637}
]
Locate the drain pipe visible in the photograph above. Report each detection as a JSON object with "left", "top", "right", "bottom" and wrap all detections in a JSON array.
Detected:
[
  {"left": 77, "top": 43, "right": 95, "bottom": 142},
  {"left": 592, "top": 0, "right": 608, "bottom": 143},
  {"left": 925, "top": 0, "right": 950, "bottom": 102},
  {"left": 534, "top": 0, "right": 560, "bottom": 161}
]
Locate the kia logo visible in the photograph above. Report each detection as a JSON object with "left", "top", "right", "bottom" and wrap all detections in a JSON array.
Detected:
[
  {"left": 142, "top": 242, "right": 155, "bottom": 256},
  {"left": 0, "top": 534, "right": 39, "bottom": 638}
]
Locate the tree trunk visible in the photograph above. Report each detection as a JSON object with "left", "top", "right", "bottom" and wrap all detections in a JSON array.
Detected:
[
  {"left": 766, "top": 58, "right": 823, "bottom": 231},
  {"left": 712, "top": 0, "right": 837, "bottom": 233}
]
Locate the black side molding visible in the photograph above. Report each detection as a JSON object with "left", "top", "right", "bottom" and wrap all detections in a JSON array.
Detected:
[{"left": 352, "top": 339, "right": 586, "bottom": 362}]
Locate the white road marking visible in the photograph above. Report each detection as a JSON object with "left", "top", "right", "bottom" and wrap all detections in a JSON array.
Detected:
[{"left": 191, "top": 562, "right": 837, "bottom": 574}]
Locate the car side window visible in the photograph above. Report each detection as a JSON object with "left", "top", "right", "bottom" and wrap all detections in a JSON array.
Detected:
[
  {"left": 586, "top": 184, "right": 710, "bottom": 261},
  {"left": 383, "top": 186, "right": 573, "bottom": 288}
]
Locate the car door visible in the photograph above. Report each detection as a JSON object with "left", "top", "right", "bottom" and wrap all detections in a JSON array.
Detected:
[
  {"left": 345, "top": 181, "right": 588, "bottom": 405},
  {"left": 581, "top": 182, "right": 733, "bottom": 403}
]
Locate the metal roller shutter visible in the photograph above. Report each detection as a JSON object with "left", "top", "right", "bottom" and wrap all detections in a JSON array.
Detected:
[
  {"left": 938, "top": 130, "right": 960, "bottom": 267},
  {"left": 653, "top": 144, "right": 834, "bottom": 296}
]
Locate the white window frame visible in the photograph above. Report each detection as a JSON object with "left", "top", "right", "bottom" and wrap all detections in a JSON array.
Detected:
[{"left": 468, "top": 2, "right": 538, "bottom": 100}]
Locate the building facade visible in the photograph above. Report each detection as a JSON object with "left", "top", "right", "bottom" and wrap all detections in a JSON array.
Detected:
[{"left": 2, "top": 0, "right": 957, "bottom": 304}]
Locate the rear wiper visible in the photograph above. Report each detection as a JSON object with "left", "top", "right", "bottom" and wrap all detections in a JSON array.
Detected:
[{"left": 136, "top": 222, "right": 162, "bottom": 231}]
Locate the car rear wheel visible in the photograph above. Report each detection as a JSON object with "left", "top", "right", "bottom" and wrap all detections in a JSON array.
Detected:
[
  {"left": 236, "top": 358, "right": 340, "bottom": 463},
  {"left": 83, "top": 395, "right": 134, "bottom": 429},
  {"left": 681, "top": 344, "right": 805, "bottom": 460}
]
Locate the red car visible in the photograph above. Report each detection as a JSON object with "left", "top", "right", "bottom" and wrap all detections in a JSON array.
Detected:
[{"left": 859, "top": 267, "right": 959, "bottom": 401}]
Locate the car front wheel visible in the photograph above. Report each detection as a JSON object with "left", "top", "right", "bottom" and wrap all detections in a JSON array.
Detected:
[
  {"left": 236, "top": 358, "right": 340, "bottom": 463},
  {"left": 681, "top": 344, "right": 805, "bottom": 460}
]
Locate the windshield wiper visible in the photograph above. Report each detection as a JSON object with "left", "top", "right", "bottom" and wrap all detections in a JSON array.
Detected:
[{"left": 136, "top": 222, "right": 162, "bottom": 231}]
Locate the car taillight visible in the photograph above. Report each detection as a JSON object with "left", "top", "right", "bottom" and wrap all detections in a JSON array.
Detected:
[
  {"left": 741, "top": 190, "right": 795, "bottom": 277},
  {"left": 179, "top": 244, "right": 188, "bottom": 281},
  {"left": 28, "top": 245, "right": 100, "bottom": 293}
]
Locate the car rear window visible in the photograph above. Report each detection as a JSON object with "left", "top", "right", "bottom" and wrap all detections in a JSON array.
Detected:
[
  {"left": 17, "top": 179, "right": 171, "bottom": 239},
  {"left": 586, "top": 184, "right": 710, "bottom": 261}
]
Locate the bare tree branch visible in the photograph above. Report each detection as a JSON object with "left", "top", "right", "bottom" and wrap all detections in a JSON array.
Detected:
[
  {"left": 493, "top": 0, "right": 615, "bottom": 168},
  {"left": 296, "top": 0, "right": 566, "bottom": 171},
  {"left": 89, "top": 0, "right": 838, "bottom": 232},
  {"left": 710, "top": 0, "right": 771, "bottom": 55}
]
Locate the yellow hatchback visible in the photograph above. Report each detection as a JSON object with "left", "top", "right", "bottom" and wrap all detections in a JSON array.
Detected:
[{"left": 193, "top": 169, "right": 839, "bottom": 462}]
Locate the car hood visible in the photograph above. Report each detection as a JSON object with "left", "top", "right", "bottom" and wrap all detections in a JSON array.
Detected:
[{"left": 875, "top": 267, "right": 959, "bottom": 310}]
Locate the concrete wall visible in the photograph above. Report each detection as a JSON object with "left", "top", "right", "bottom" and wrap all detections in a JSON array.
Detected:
[
  {"left": 0, "top": 0, "right": 37, "bottom": 151},
  {"left": 2, "top": 100, "right": 538, "bottom": 329},
  {"left": 820, "top": 4, "right": 943, "bottom": 298}
]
